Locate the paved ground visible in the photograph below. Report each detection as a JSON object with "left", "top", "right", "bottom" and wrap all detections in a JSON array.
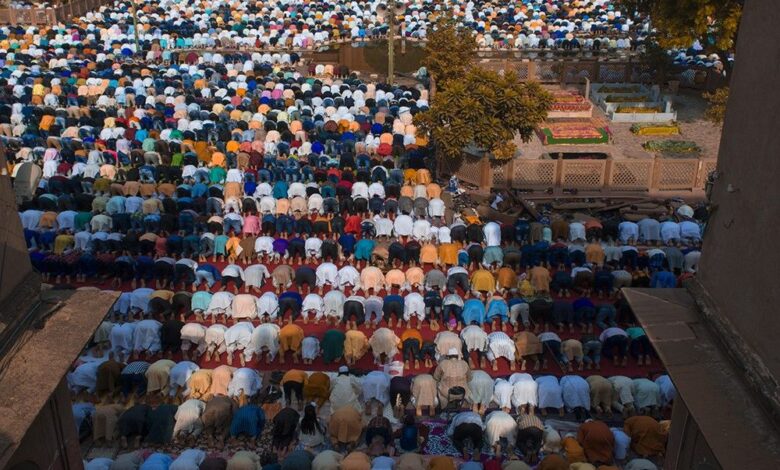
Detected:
[{"left": 514, "top": 86, "right": 722, "bottom": 160}]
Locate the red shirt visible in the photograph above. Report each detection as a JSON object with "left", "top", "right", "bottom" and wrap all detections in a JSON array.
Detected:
[{"left": 344, "top": 215, "right": 362, "bottom": 234}]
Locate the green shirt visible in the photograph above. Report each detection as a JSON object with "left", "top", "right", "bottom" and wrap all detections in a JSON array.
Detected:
[
  {"left": 74, "top": 211, "right": 93, "bottom": 231},
  {"left": 209, "top": 167, "right": 226, "bottom": 184},
  {"left": 626, "top": 327, "right": 646, "bottom": 340}
]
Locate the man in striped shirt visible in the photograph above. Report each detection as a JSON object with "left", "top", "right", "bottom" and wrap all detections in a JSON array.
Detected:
[{"left": 120, "top": 361, "right": 150, "bottom": 399}]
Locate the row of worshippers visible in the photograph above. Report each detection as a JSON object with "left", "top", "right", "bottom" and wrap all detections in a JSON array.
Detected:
[
  {"left": 81, "top": 288, "right": 657, "bottom": 371},
  {"left": 84, "top": 410, "right": 667, "bottom": 470},
  {"left": 71, "top": 332, "right": 675, "bottom": 426},
  {"left": 74, "top": 358, "right": 672, "bottom": 463},
  {"left": 2, "top": 0, "right": 650, "bottom": 62}
]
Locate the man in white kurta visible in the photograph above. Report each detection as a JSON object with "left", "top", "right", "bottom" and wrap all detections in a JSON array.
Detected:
[
  {"left": 329, "top": 368, "right": 364, "bottom": 412},
  {"left": 204, "top": 324, "right": 228, "bottom": 360},
  {"left": 485, "top": 410, "right": 517, "bottom": 454},
  {"left": 393, "top": 214, "right": 413, "bottom": 237},
  {"left": 323, "top": 289, "right": 346, "bottom": 322},
  {"left": 302, "top": 293, "right": 325, "bottom": 323},
  {"left": 248, "top": 322, "right": 281, "bottom": 363},
  {"left": 180, "top": 322, "right": 207, "bottom": 360},
  {"left": 509, "top": 372, "right": 538, "bottom": 413},
  {"left": 224, "top": 321, "right": 255, "bottom": 365},
  {"left": 483, "top": 221, "right": 501, "bottom": 247},
  {"left": 173, "top": 398, "right": 205, "bottom": 438},
  {"left": 206, "top": 291, "right": 234, "bottom": 319},
  {"left": 132, "top": 319, "right": 162, "bottom": 356},
  {"left": 315, "top": 261, "right": 339, "bottom": 292},
  {"left": 460, "top": 324, "right": 488, "bottom": 368},
  {"left": 536, "top": 375, "right": 564, "bottom": 414},
  {"left": 301, "top": 336, "right": 320, "bottom": 363},
  {"left": 609, "top": 375, "right": 635, "bottom": 414},
  {"left": 492, "top": 378, "right": 514, "bottom": 412},
  {"left": 486, "top": 331, "right": 517, "bottom": 371},
  {"left": 256, "top": 291, "right": 279, "bottom": 320},
  {"left": 362, "top": 370, "right": 392, "bottom": 411},
  {"left": 337, "top": 264, "right": 361, "bottom": 291},
  {"left": 466, "top": 370, "right": 493, "bottom": 414},
  {"left": 110, "top": 321, "right": 136, "bottom": 362},
  {"left": 403, "top": 292, "right": 426, "bottom": 326},
  {"left": 227, "top": 367, "right": 262, "bottom": 398}
]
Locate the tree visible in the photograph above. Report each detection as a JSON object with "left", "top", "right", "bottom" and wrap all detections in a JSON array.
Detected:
[
  {"left": 415, "top": 69, "right": 552, "bottom": 160},
  {"left": 644, "top": 0, "right": 741, "bottom": 52},
  {"left": 703, "top": 87, "right": 729, "bottom": 124},
  {"left": 421, "top": 16, "right": 476, "bottom": 86},
  {"left": 640, "top": 41, "right": 679, "bottom": 86}
]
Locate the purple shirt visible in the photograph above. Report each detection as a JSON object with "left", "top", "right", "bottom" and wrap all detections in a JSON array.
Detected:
[{"left": 273, "top": 238, "right": 289, "bottom": 255}]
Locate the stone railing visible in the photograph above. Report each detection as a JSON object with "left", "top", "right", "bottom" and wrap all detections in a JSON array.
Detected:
[
  {"left": 52, "top": 0, "right": 104, "bottom": 20},
  {"left": 0, "top": 0, "right": 102, "bottom": 25},
  {"left": 0, "top": 7, "right": 55, "bottom": 24},
  {"left": 444, "top": 155, "right": 717, "bottom": 194}
]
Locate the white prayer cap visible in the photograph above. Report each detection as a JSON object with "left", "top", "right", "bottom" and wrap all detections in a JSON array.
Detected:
[{"left": 677, "top": 205, "right": 694, "bottom": 218}]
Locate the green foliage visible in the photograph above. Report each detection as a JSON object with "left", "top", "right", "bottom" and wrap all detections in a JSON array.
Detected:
[
  {"left": 640, "top": 41, "right": 678, "bottom": 85},
  {"left": 421, "top": 16, "right": 476, "bottom": 85},
  {"left": 703, "top": 87, "right": 729, "bottom": 124},
  {"left": 643, "top": 140, "right": 701, "bottom": 153},
  {"left": 416, "top": 69, "right": 553, "bottom": 160},
  {"left": 621, "top": 0, "right": 741, "bottom": 51}
]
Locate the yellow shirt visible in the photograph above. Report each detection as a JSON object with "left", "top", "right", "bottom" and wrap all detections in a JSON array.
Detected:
[
  {"left": 281, "top": 369, "right": 308, "bottom": 385},
  {"left": 53, "top": 234, "right": 74, "bottom": 254},
  {"left": 470, "top": 269, "right": 496, "bottom": 292},
  {"left": 438, "top": 243, "right": 460, "bottom": 266},
  {"left": 420, "top": 244, "right": 439, "bottom": 264},
  {"left": 225, "top": 140, "right": 240, "bottom": 153},
  {"left": 151, "top": 289, "right": 175, "bottom": 301}
]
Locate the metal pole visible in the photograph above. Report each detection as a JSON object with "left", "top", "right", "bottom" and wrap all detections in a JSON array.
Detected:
[
  {"left": 131, "top": 0, "right": 140, "bottom": 55},
  {"left": 387, "top": 2, "right": 395, "bottom": 85}
]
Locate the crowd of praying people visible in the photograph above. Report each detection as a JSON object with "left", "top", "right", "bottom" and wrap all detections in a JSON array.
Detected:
[
  {"left": 1, "top": 0, "right": 715, "bottom": 466},
  {"left": 15, "top": 51, "right": 699, "bottom": 462},
  {"left": 2, "top": 0, "right": 654, "bottom": 54}
]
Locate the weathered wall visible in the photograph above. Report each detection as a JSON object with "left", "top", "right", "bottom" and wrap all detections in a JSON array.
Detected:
[
  {"left": 698, "top": 0, "right": 780, "bottom": 380},
  {"left": 0, "top": 149, "right": 36, "bottom": 311},
  {"left": 4, "top": 379, "right": 83, "bottom": 470}
]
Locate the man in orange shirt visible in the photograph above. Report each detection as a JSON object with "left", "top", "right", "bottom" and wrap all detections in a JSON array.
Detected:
[{"left": 400, "top": 328, "right": 423, "bottom": 370}]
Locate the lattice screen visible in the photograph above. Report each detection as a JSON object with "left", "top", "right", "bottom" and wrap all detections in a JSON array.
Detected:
[
  {"left": 631, "top": 65, "right": 654, "bottom": 83},
  {"left": 561, "top": 161, "right": 606, "bottom": 189},
  {"left": 492, "top": 162, "right": 509, "bottom": 187},
  {"left": 610, "top": 160, "right": 653, "bottom": 190},
  {"left": 598, "top": 64, "right": 627, "bottom": 83},
  {"left": 563, "top": 64, "right": 593, "bottom": 83},
  {"left": 679, "top": 69, "right": 697, "bottom": 87},
  {"left": 536, "top": 63, "right": 560, "bottom": 81},
  {"left": 513, "top": 160, "right": 557, "bottom": 188},
  {"left": 656, "top": 160, "right": 699, "bottom": 190},
  {"left": 515, "top": 63, "right": 530, "bottom": 80},
  {"left": 458, "top": 157, "right": 484, "bottom": 187}
]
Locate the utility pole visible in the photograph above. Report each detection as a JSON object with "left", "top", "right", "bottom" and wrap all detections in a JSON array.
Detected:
[
  {"left": 130, "top": 0, "right": 140, "bottom": 55},
  {"left": 387, "top": 2, "right": 395, "bottom": 85}
]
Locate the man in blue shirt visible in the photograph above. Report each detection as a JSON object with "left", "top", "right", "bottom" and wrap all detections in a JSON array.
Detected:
[
  {"left": 194, "top": 263, "right": 221, "bottom": 291},
  {"left": 650, "top": 267, "right": 677, "bottom": 288}
]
